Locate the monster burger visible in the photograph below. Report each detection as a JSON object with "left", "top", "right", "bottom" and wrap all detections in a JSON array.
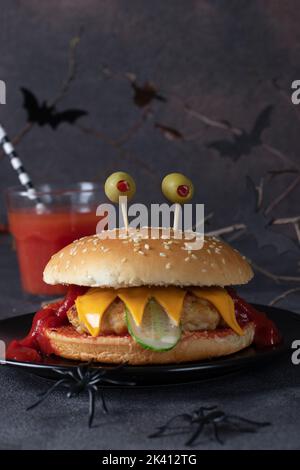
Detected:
[{"left": 7, "top": 229, "right": 281, "bottom": 364}]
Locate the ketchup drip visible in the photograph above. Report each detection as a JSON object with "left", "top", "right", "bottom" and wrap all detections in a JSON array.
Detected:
[
  {"left": 6, "top": 285, "right": 87, "bottom": 363},
  {"left": 227, "top": 288, "right": 282, "bottom": 348}
]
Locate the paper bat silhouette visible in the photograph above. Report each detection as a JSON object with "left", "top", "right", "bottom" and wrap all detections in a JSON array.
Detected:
[
  {"left": 236, "top": 176, "right": 298, "bottom": 254},
  {"left": 131, "top": 81, "right": 166, "bottom": 108},
  {"left": 207, "top": 105, "right": 274, "bottom": 160},
  {"left": 21, "top": 87, "right": 87, "bottom": 129}
]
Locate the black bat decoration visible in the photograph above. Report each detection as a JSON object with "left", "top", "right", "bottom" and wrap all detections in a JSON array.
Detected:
[
  {"left": 131, "top": 81, "right": 167, "bottom": 108},
  {"left": 207, "top": 105, "right": 274, "bottom": 160},
  {"left": 21, "top": 87, "right": 87, "bottom": 129}
]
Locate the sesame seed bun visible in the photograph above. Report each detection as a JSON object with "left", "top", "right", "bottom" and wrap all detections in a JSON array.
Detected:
[
  {"left": 43, "top": 228, "right": 253, "bottom": 288},
  {"left": 44, "top": 322, "right": 255, "bottom": 364}
]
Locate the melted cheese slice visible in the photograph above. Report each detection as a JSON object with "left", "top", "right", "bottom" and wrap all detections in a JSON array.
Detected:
[
  {"left": 118, "top": 287, "right": 151, "bottom": 326},
  {"left": 75, "top": 288, "right": 117, "bottom": 336},
  {"left": 75, "top": 286, "right": 244, "bottom": 337},
  {"left": 152, "top": 287, "right": 186, "bottom": 325},
  {"left": 118, "top": 287, "right": 186, "bottom": 326},
  {"left": 191, "top": 287, "right": 243, "bottom": 336}
]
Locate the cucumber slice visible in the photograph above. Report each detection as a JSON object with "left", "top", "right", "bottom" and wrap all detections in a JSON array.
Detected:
[{"left": 126, "top": 299, "right": 181, "bottom": 351}]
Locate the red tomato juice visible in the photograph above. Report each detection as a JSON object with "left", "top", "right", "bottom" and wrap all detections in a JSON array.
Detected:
[{"left": 8, "top": 208, "right": 100, "bottom": 296}]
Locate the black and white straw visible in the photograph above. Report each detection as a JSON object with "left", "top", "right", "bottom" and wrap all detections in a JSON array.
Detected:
[{"left": 0, "top": 124, "right": 44, "bottom": 211}]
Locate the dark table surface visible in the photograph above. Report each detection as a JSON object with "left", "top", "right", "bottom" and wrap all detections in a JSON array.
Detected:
[{"left": 0, "top": 234, "right": 300, "bottom": 450}]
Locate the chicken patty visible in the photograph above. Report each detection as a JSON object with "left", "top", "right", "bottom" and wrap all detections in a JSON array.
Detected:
[{"left": 67, "top": 293, "right": 221, "bottom": 336}]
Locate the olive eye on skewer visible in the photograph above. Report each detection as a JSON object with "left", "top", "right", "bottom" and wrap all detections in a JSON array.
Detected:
[
  {"left": 161, "top": 173, "right": 194, "bottom": 204},
  {"left": 104, "top": 171, "right": 136, "bottom": 203}
]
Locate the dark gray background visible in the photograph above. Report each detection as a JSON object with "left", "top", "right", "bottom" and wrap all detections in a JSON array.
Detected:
[
  {"left": 0, "top": 0, "right": 300, "bottom": 450},
  {"left": 1, "top": 0, "right": 300, "bottom": 311}
]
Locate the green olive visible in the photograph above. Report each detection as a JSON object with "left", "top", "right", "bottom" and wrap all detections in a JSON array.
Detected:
[
  {"left": 161, "top": 173, "right": 194, "bottom": 204},
  {"left": 104, "top": 172, "right": 136, "bottom": 203}
]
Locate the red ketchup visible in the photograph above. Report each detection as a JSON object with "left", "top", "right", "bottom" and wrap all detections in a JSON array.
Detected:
[
  {"left": 6, "top": 285, "right": 87, "bottom": 363},
  {"left": 227, "top": 288, "right": 282, "bottom": 348}
]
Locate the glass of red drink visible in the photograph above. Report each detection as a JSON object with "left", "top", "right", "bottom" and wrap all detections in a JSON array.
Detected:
[{"left": 6, "top": 182, "right": 103, "bottom": 297}]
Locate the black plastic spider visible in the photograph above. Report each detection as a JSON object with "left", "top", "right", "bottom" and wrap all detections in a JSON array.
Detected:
[
  {"left": 27, "top": 363, "right": 135, "bottom": 427},
  {"left": 149, "top": 406, "right": 270, "bottom": 446}
]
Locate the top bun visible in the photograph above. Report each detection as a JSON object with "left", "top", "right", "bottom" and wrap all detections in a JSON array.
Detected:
[{"left": 43, "top": 228, "right": 253, "bottom": 288}]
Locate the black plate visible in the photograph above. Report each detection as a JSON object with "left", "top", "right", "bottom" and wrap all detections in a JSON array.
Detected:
[{"left": 0, "top": 304, "right": 296, "bottom": 386}]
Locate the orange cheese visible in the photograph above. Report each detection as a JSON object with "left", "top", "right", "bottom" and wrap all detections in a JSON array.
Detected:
[
  {"left": 118, "top": 287, "right": 151, "bottom": 326},
  {"left": 191, "top": 287, "right": 243, "bottom": 336},
  {"left": 152, "top": 287, "right": 186, "bottom": 325},
  {"left": 75, "top": 286, "right": 244, "bottom": 337},
  {"left": 75, "top": 288, "right": 117, "bottom": 337}
]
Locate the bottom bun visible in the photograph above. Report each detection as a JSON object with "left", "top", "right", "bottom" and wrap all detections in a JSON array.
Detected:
[{"left": 45, "top": 323, "right": 255, "bottom": 365}]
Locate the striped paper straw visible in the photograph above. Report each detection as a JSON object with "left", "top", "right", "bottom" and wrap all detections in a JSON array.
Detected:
[{"left": 0, "top": 124, "right": 44, "bottom": 211}]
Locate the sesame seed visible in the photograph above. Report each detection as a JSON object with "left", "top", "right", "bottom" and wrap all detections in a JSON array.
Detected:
[
  {"left": 165, "top": 263, "right": 171, "bottom": 269},
  {"left": 164, "top": 245, "right": 170, "bottom": 250},
  {"left": 138, "top": 250, "right": 145, "bottom": 255},
  {"left": 144, "top": 244, "right": 150, "bottom": 250},
  {"left": 191, "top": 254, "right": 197, "bottom": 260},
  {"left": 82, "top": 248, "right": 87, "bottom": 253},
  {"left": 121, "top": 257, "right": 127, "bottom": 263},
  {"left": 159, "top": 252, "right": 166, "bottom": 257},
  {"left": 201, "top": 268, "right": 207, "bottom": 272},
  {"left": 222, "top": 258, "right": 226, "bottom": 264},
  {"left": 59, "top": 252, "right": 64, "bottom": 258},
  {"left": 207, "top": 249, "right": 211, "bottom": 254},
  {"left": 184, "top": 257, "right": 190, "bottom": 262}
]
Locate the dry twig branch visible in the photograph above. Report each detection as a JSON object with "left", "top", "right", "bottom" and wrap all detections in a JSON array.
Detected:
[
  {"left": 226, "top": 227, "right": 248, "bottom": 242},
  {"left": 113, "top": 109, "right": 150, "bottom": 146},
  {"left": 255, "top": 177, "right": 265, "bottom": 211},
  {"left": 261, "top": 144, "right": 300, "bottom": 171},
  {"left": 50, "top": 27, "right": 84, "bottom": 107},
  {"left": 269, "top": 287, "right": 300, "bottom": 306},
  {"left": 272, "top": 216, "right": 300, "bottom": 225},
  {"left": 183, "top": 104, "right": 243, "bottom": 135},
  {"left": 264, "top": 175, "right": 300, "bottom": 215},
  {"left": 294, "top": 222, "right": 300, "bottom": 245},
  {"left": 251, "top": 261, "right": 300, "bottom": 284},
  {"left": 75, "top": 123, "right": 156, "bottom": 178},
  {"left": 206, "top": 223, "right": 246, "bottom": 237}
]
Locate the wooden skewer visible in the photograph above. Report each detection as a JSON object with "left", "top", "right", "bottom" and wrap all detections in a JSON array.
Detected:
[
  {"left": 120, "top": 197, "right": 129, "bottom": 232},
  {"left": 173, "top": 203, "right": 181, "bottom": 231}
]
